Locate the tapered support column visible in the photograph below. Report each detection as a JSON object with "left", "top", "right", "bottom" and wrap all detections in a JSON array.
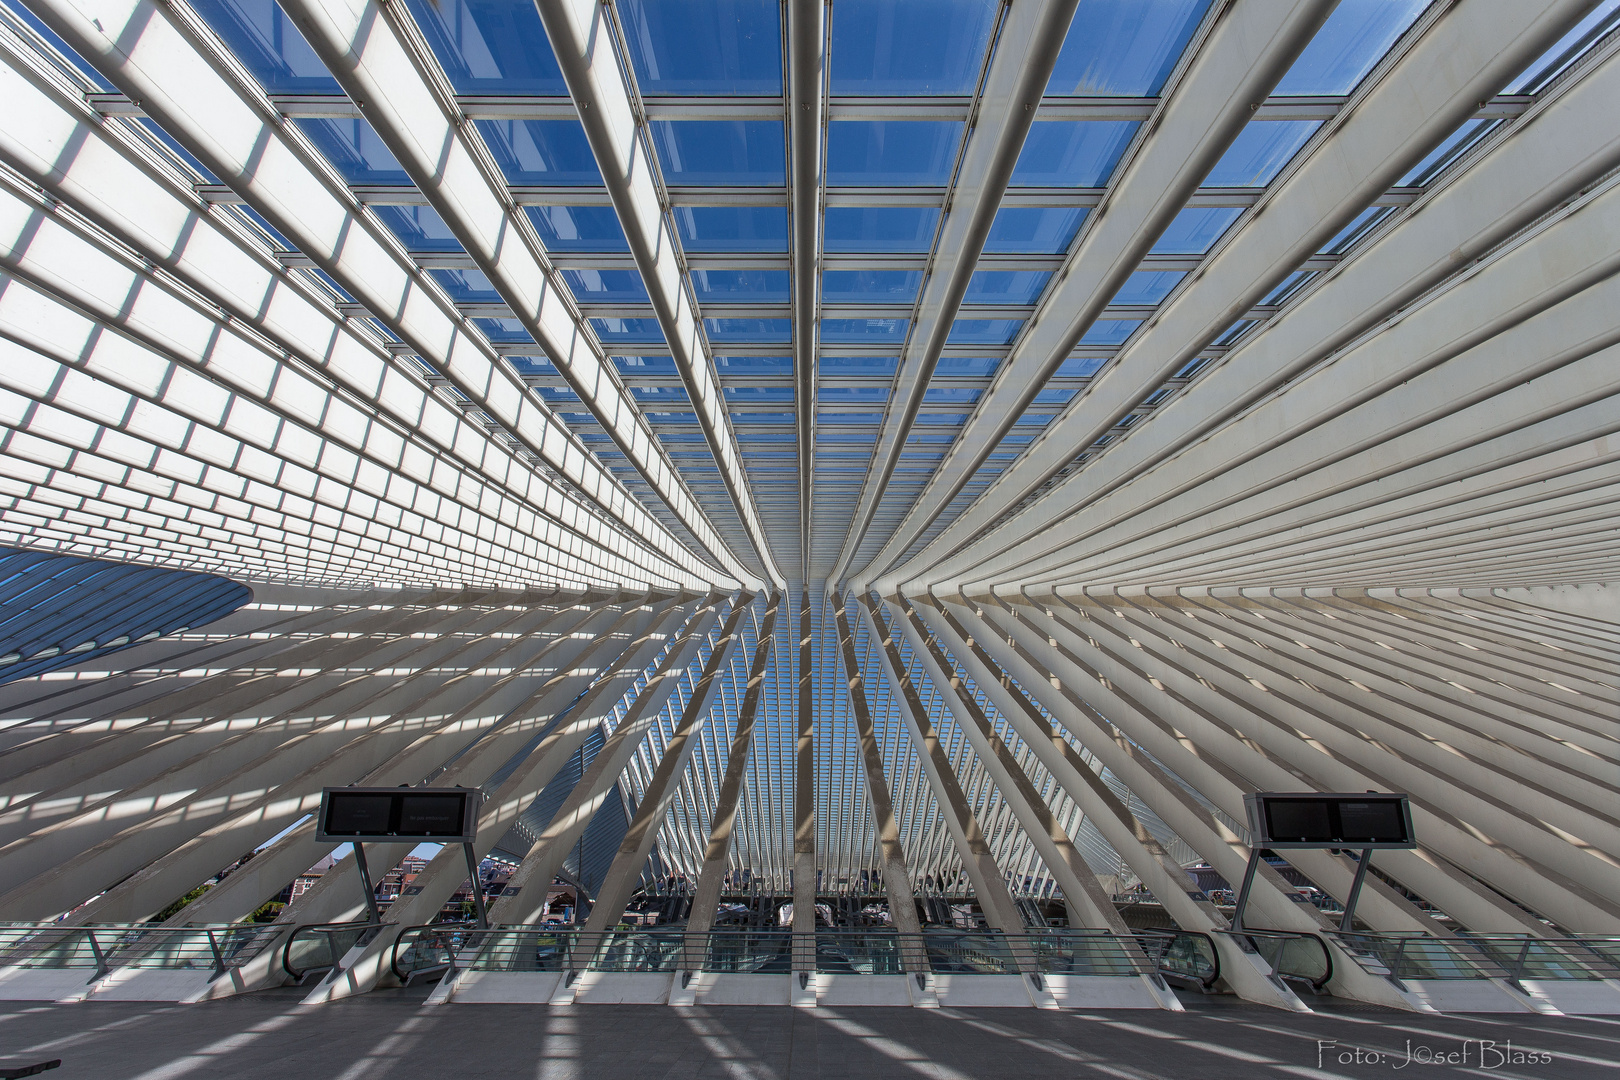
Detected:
[
  {"left": 854, "top": 596, "right": 1022, "bottom": 936},
  {"left": 888, "top": 594, "right": 1119, "bottom": 934},
  {"left": 580, "top": 603, "right": 750, "bottom": 935},
  {"left": 480, "top": 596, "right": 729, "bottom": 928},
  {"left": 684, "top": 594, "right": 780, "bottom": 964},
  {"left": 792, "top": 591, "right": 816, "bottom": 972},
  {"left": 831, "top": 595, "right": 923, "bottom": 945}
]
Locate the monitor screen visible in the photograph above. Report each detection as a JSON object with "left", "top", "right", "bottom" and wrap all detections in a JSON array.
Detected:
[
  {"left": 1337, "top": 800, "right": 1409, "bottom": 844},
  {"left": 1246, "top": 792, "right": 1413, "bottom": 848},
  {"left": 1266, "top": 799, "right": 1335, "bottom": 844},
  {"left": 323, "top": 793, "right": 393, "bottom": 836},
  {"left": 398, "top": 793, "right": 467, "bottom": 837},
  {"left": 317, "top": 788, "right": 478, "bottom": 842}
]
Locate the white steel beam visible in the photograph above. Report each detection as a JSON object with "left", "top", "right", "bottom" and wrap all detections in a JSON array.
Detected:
[
  {"left": 870, "top": 0, "right": 1602, "bottom": 594},
  {"left": 527, "top": 0, "right": 782, "bottom": 586},
  {"left": 844, "top": 0, "right": 1338, "bottom": 590},
  {"left": 827, "top": 0, "right": 1080, "bottom": 584},
  {"left": 22, "top": 0, "right": 740, "bottom": 589},
  {"left": 787, "top": 0, "right": 823, "bottom": 582}
]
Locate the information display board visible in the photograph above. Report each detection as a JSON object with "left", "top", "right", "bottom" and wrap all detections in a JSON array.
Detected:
[
  {"left": 1244, "top": 792, "right": 1414, "bottom": 849},
  {"left": 316, "top": 787, "right": 481, "bottom": 844}
]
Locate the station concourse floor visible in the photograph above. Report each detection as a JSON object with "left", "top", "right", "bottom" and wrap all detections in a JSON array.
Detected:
[{"left": 1, "top": 987, "right": 1617, "bottom": 1080}]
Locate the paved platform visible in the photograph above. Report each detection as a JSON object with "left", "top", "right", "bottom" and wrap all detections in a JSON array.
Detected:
[{"left": 1, "top": 987, "right": 1617, "bottom": 1079}]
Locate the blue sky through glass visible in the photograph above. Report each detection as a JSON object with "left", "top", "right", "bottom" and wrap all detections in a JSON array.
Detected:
[
  {"left": 673, "top": 208, "right": 789, "bottom": 252},
  {"left": 652, "top": 122, "right": 785, "bottom": 185},
  {"left": 984, "top": 209, "right": 1087, "bottom": 253},
  {"left": 478, "top": 120, "right": 602, "bottom": 184},
  {"left": 407, "top": 0, "right": 566, "bottom": 93},
  {"left": 1012, "top": 122, "right": 1138, "bottom": 187},
  {"left": 831, "top": 0, "right": 998, "bottom": 95},
  {"left": 824, "top": 208, "right": 941, "bottom": 253},
  {"left": 1151, "top": 207, "right": 1241, "bottom": 254},
  {"left": 526, "top": 206, "right": 630, "bottom": 250},
  {"left": 827, "top": 123, "right": 963, "bottom": 186},
  {"left": 1046, "top": 0, "right": 1210, "bottom": 96},
  {"left": 1204, "top": 121, "right": 1321, "bottom": 187},
  {"left": 1275, "top": 0, "right": 1428, "bottom": 96},
  {"left": 190, "top": 0, "right": 338, "bottom": 92},
  {"left": 620, "top": 0, "right": 782, "bottom": 94}
]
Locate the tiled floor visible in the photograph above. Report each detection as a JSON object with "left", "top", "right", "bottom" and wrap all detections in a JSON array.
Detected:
[{"left": 1, "top": 988, "right": 1615, "bottom": 1079}]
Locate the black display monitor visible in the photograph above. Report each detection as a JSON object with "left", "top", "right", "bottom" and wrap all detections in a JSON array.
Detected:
[
  {"left": 316, "top": 787, "right": 481, "bottom": 843},
  {"left": 1244, "top": 792, "right": 1414, "bottom": 849}
]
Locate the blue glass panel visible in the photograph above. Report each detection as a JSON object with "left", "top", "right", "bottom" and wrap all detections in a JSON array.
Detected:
[
  {"left": 405, "top": 0, "right": 565, "bottom": 93},
  {"left": 1058, "top": 356, "right": 1107, "bottom": 377},
  {"left": 1150, "top": 207, "right": 1240, "bottom": 254},
  {"left": 948, "top": 319, "right": 1022, "bottom": 345},
  {"left": 375, "top": 205, "right": 462, "bottom": 251},
  {"left": 619, "top": 0, "right": 782, "bottom": 94},
  {"left": 477, "top": 120, "right": 600, "bottom": 185},
  {"left": 714, "top": 355, "right": 794, "bottom": 376},
  {"left": 1112, "top": 270, "right": 1184, "bottom": 305},
  {"left": 984, "top": 208, "right": 1087, "bottom": 253},
  {"left": 673, "top": 207, "right": 789, "bottom": 252},
  {"left": 831, "top": 0, "right": 998, "bottom": 95},
  {"left": 823, "top": 319, "right": 909, "bottom": 343},
  {"left": 1204, "top": 121, "right": 1321, "bottom": 187},
  {"left": 651, "top": 122, "right": 785, "bottom": 185},
  {"left": 1398, "top": 119, "right": 1492, "bottom": 186},
  {"left": 526, "top": 207, "right": 629, "bottom": 251},
  {"left": 725, "top": 387, "right": 795, "bottom": 403},
  {"left": 591, "top": 318, "right": 664, "bottom": 343},
  {"left": 705, "top": 318, "right": 791, "bottom": 343},
  {"left": 1275, "top": 0, "right": 1428, "bottom": 96},
  {"left": 936, "top": 357, "right": 999, "bottom": 377},
  {"left": 561, "top": 269, "right": 650, "bottom": 302},
  {"left": 822, "top": 356, "right": 898, "bottom": 377},
  {"left": 1260, "top": 269, "right": 1314, "bottom": 306},
  {"left": 296, "top": 118, "right": 409, "bottom": 184},
  {"left": 1046, "top": 0, "right": 1210, "bottom": 95},
  {"left": 1034, "top": 388, "right": 1075, "bottom": 405},
  {"left": 0, "top": 0, "right": 112, "bottom": 88},
  {"left": 690, "top": 270, "right": 791, "bottom": 301},
  {"left": 1319, "top": 206, "right": 1390, "bottom": 253},
  {"left": 819, "top": 387, "right": 889, "bottom": 404},
  {"left": 1507, "top": 0, "right": 1620, "bottom": 93},
  {"left": 189, "top": 0, "right": 337, "bottom": 92},
  {"left": 826, "top": 123, "right": 962, "bottom": 186},
  {"left": 824, "top": 208, "right": 940, "bottom": 252},
  {"left": 964, "top": 271, "right": 1051, "bottom": 305},
  {"left": 1012, "top": 122, "right": 1137, "bottom": 187},
  {"left": 1080, "top": 319, "right": 1141, "bottom": 345},
  {"left": 617, "top": 355, "right": 677, "bottom": 375},
  {"left": 822, "top": 270, "right": 923, "bottom": 303},
  {"left": 136, "top": 120, "right": 220, "bottom": 183},
  {"left": 474, "top": 317, "right": 532, "bottom": 342},
  {"left": 431, "top": 267, "right": 501, "bottom": 301}
]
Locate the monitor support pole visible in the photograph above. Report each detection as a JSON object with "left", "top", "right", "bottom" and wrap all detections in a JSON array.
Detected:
[
  {"left": 1230, "top": 849, "right": 1263, "bottom": 932},
  {"left": 352, "top": 843, "right": 382, "bottom": 924},
  {"left": 464, "top": 842, "right": 490, "bottom": 929},
  {"left": 1340, "top": 848, "right": 1374, "bottom": 932}
]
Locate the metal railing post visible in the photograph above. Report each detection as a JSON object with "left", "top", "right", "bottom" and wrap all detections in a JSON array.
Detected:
[
  {"left": 85, "top": 929, "right": 109, "bottom": 981},
  {"left": 205, "top": 929, "right": 226, "bottom": 979}
]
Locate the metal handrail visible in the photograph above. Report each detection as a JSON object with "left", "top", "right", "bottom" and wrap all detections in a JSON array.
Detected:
[
  {"left": 1454, "top": 934, "right": 1620, "bottom": 983},
  {"left": 1132, "top": 929, "right": 1221, "bottom": 989},
  {"left": 1216, "top": 928, "right": 1333, "bottom": 991},
  {"left": 0, "top": 923, "right": 279, "bottom": 981},
  {"left": 281, "top": 922, "right": 384, "bottom": 981},
  {"left": 386, "top": 927, "right": 1170, "bottom": 979},
  {"left": 1327, "top": 931, "right": 1513, "bottom": 985}
]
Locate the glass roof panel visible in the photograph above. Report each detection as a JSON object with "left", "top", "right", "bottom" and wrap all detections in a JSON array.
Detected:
[
  {"left": 1, "top": 0, "right": 113, "bottom": 88},
  {"left": 823, "top": 271, "right": 924, "bottom": 303},
  {"left": 651, "top": 122, "right": 785, "bottom": 185},
  {"left": 948, "top": 319, "right": 1022, "bottom": 345},
  {"left": 296, "top": 118, "right": 409, "bottom": 184},
  {"left": 691, "top": 270, "right": 792, "bottom": 300},
  {"left": 431, "top": 267, "right": 502, "bottom": 301},
  {"left": 1058, "top": 356, "right": 1107, "bottom": 377},
  {"left": 673, "top": 207, "right": 789, "bottom": 251},
  {"left": 1081, "top": 319, "right": 1142, "bottom": 345},
  {"left": 474, "top": 317, "right": 532, "bottom": 342},
  {"left": 1012, "top": 122, "right": 1138, "bottom": 187},
  {"left": 526, "top": 206, "right": 631, "bottom": 250},
  {"left": 984, "top": 208, "right": 1087, "bottom": 253},
  {"left": 823, "top": 319, "right": 910, "bottom": 344},
  {"left": 561, "top": 269, "right": 651, "bottom": 302},
  {"left": 1274, "top": 0, "right": 1429, "bottom": 96},
  {"left": 592, "top": 318, "right": 665, "bottom": 343},
  {"left": 1398, "top": 119, "right": 1493, "bottom": 186},
  {"left": 823, "top": 356, "right": 898, "bottom": 378},
  {"left": 830, "top": 0, "right": 998, "bottom": 95},
  {"left": 190, "top": 0, "right": 339, "bottom": 93},
  {"left": 1112, "top": 270, "right": 1184, "bottom": 305},
  {"left": 964, "top": 271, "right": 1052, "bottom": 305},
  {"left": 824, "top": 208, "right": 940, "bottom": 253},
  {"left": 374, "top": 204, "right": 462, "bottom": 251},
  {"left": 1203, "top": 121, "right": 1321, "bottom": 187},
  {"left": 477, "top": 120, "right": 602, "bottom": 185},
  {"left": 1046, "top": 0, "right": 1210, "bottom": 95},
  {"left": 936, "top": 357, "right": 1000, "bottom": 377},
  {"left": 1150, "top": 207, "right": 1241, "bottom": 254},
  {"left": 715, "top": 356, "right": 794, "bottom": 376},
  {"left": 706, "top": 318, "right": 791, "bottom": 343},
  {"left": 405, "top": 0, "right": 566, "bottom": 93},
  {"left": 618, "top": 0, "right": 783, "bottom": 94},
  {"left": 827, "top": 123, "right": 963, "bottom": 186},
  {"left": 1320, "top": 206, "right": 1391, "bottom": 253},
  {"left": 1507, "top": 0, "right": 1620, "bottom": 93}
]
